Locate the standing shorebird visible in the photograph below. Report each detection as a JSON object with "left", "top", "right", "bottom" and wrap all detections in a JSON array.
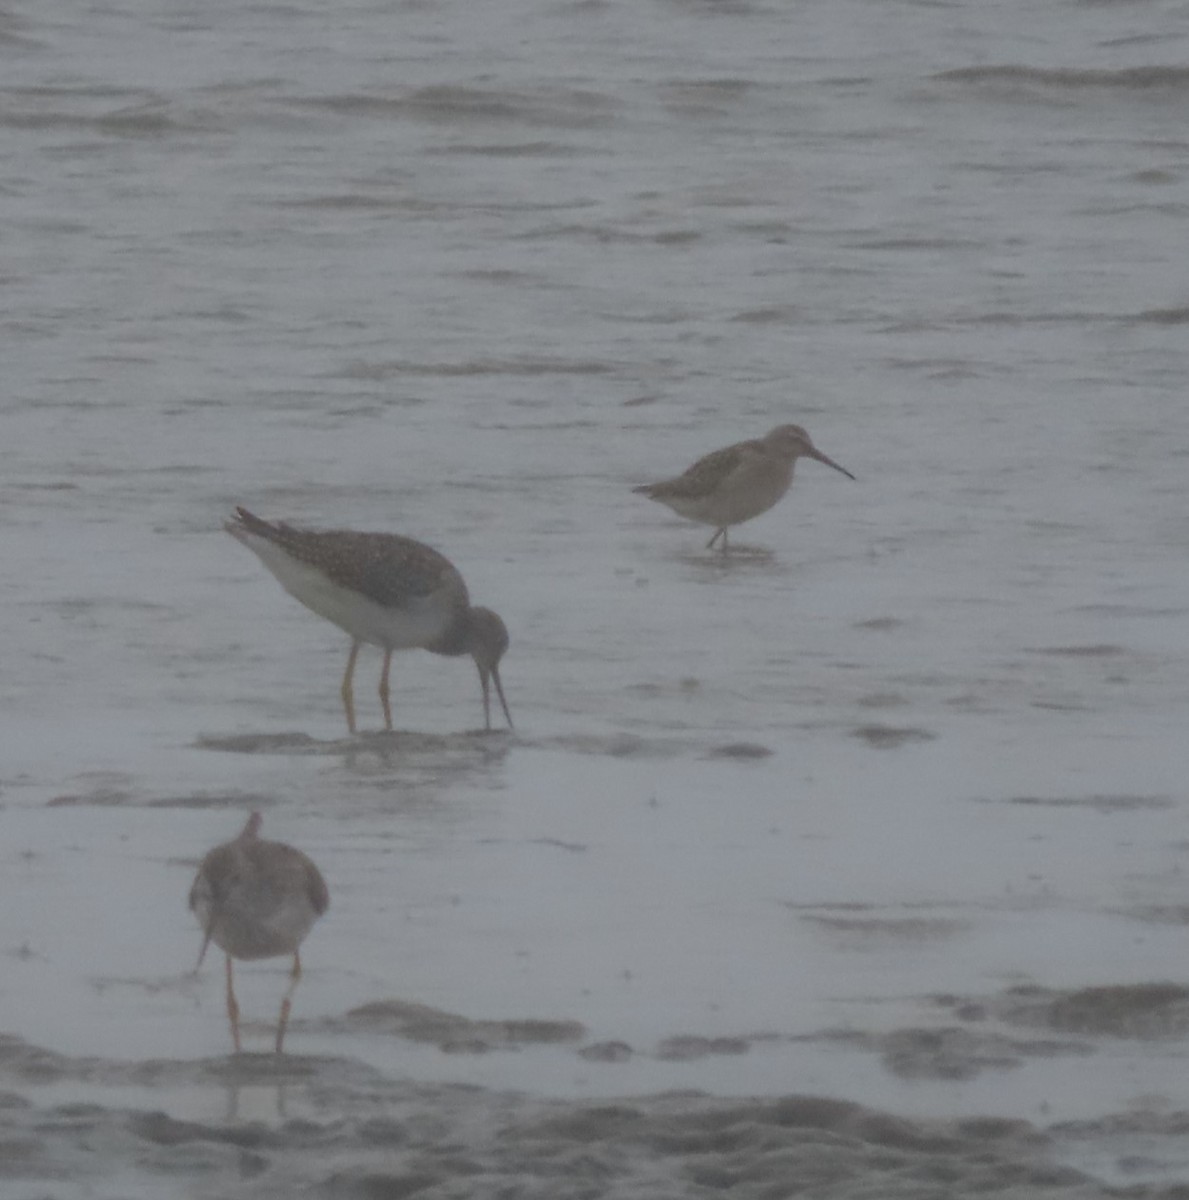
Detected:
[
  {"left": 632, "top": 424, "right": 854, "bottom": 553},
  {"left": 225, "top": 507, "right": 513, "bottom": 735},
  {"left": 189, "top": 812, "right": 329, "bottom": 1054}
]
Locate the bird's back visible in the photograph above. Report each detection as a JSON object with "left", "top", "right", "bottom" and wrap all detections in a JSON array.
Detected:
[
  {"left": 191, "top": 835, "right": 329, "bottom": 961},
  {"left": 230, "top": 510, "right": 462, "bottom": 604},
  {"left": 227, "top": 508, "right": 469, "bottom": 647},
  {"left": 636, "top": 438, "right": 761, "bottom": 501}
]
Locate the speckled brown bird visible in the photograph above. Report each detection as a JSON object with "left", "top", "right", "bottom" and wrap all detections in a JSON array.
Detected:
[
  {"left": 189, "top": 812, "right": 328, "bottom": 1054},
  {"left": 225, "top": 507, "right": 512, "bottom": 734},
  {"left": 632, "top": 424, "right": 854, "bottom": 553}
]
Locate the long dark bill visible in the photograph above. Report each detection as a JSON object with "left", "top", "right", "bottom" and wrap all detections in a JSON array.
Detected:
[
  {"left": 480, "top": 666, "right": 514, "bottom": 731},
  {"left": 809, "top": 447, "right": 855, "bottom": 481}
]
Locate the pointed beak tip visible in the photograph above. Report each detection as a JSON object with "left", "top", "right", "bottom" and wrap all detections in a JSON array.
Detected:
[
  {"left": 493, "top": 669, "right": 514, "bottom": 730},
  {"left": 478, "top": 661, "right": 513, "bottom": 731},
  {"left": 815, "top": 450, "right": 855, "bottom": 481}
]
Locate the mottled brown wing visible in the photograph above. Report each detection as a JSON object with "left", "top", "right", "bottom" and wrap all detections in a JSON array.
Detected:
[
  {"left": 189, "top": 844, "right": 233, "bottom": 911},
  {"left": 245, "top": 840, "right": 330, "bottom": 917},
  {"left": 643, "top": 440, "right": 755, "bottom": 501},
  {"left": 271, "top": 526, "right": 463, "bottom": 608}
]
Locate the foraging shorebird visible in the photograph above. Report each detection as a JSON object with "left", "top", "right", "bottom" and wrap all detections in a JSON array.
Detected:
[
  {"left": 225, "top": 507, "right": 513, "bottom": 734},
  {"left": 189, "top": 812, "right": 328, "bottom": 1054},
  {"left": 632, "top": 424, "right": 854, "bottom": 553}
]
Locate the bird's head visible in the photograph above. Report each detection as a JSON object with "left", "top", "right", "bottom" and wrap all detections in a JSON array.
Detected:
[{"left": 764, "top": 425, "right": 854, "bottom": 480}]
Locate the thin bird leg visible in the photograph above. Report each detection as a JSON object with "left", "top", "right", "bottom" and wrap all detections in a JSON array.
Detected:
[
  {"left": 225, "top": 954, "right": 242, "bottom": 1054},
  {"left": 379, "top": 647, "right": 393, "bottom": 732},
  {"left": 706, "top": 527, "right": 726, "bottom": 551},
  {"left": 721, "top": 527, "right": 729, "bottom": 555},
  {"left": 340, "top": 639, "right": 361, "bottom": 734},
  {"left": 275, "top": 951, "right": 303, "bottom": 1054}
]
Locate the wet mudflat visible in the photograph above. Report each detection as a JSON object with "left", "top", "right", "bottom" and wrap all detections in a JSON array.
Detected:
[
  {"left": 1, "top": 1037, "right": 1168, "bottom": 1200},
  {"left": 5, "top": 718, "right": 1189, "bottom": 1194}
]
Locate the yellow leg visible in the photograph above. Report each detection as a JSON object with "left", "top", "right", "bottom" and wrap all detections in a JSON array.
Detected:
[
  {"left": 340, "top": 640, "right": 361, "bottom": 734},
  {"left": 276, "top": 951, "right": 302, "bottom": 1054},
  {"left": 225, "top": 954, "right": 241, "bottom": 1054},
  {"left": 379, "top": 647, "right": 393, "bottom": 732}
]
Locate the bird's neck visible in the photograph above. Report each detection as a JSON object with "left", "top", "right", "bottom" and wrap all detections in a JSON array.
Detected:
[{"left": 425, "top": 607, "right": 472, "bottom": 658}]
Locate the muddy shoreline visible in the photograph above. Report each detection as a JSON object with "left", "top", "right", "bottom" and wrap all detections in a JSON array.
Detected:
[
  {"left": 3, "top": 1032, "right": 1176, "bottom": 1199},
  {"left": 8, "top": 977, "right": 1189, "bottom": 1195}
]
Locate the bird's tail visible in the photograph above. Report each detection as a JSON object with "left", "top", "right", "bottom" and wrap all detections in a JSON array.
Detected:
[
  {"left": 225, "top": 506, "right": 280, "bottom": 543},
  {"left": 631, "top": 484, "right": 656, "bottom": 496}
]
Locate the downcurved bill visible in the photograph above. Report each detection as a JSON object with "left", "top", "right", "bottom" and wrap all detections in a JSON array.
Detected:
[
  {"left": 808, "top": 446, "right": 855, "bottom": 481},
  {"left": 478, "top": 665, "right": 514, "bottom": 731}
]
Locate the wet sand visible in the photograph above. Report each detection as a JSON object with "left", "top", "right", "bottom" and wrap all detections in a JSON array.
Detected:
[
  {"left": 3, "top": 1032, "right": 1183, "bottom": 1200},
  {"left": 6, "top": 723, "right": 1189, "bottom": 1194}
]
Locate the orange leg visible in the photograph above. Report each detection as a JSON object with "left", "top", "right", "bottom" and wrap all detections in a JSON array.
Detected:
[
  {"left": 225, "top": 954, "right": 241, "bottom": 1054},
  {"left": 340, "top": 639, "right": 361, "bottom": 734},
  {"left": 275, "top": 951, "right": 303, "bottom": 1054},
  {"left": 379, "top": 647, "right": 393, "bottom": 731}
]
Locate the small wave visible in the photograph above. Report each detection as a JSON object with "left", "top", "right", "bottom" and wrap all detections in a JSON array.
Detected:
[
  {"left": 47, "top": 786, "right": 275, "bottom": 810},
  {"left": 999, "top": 982, "right": 1189, "bottom": 1038},
  {"left": 1131, "top": 305, "right": 1189, "bottom": 325},
  {"left": 945, "top": 310, "right": 1110, "bottom": 327},
  {"left": 0, "top": 94, "right": 222, "bottom": 137},
  {"left": 434, "top": 140, "right": 585, "bottom": 158},
  {"left": 336, "top": 357, "right": 612, "bottom": 380},
  {"left": 849, "top": 237, "right": 982, "bottom": 252},
  {"left": 851, "top": 724, "right": 937, "bottom": 749},
  {"left": 0, "top": 13, "right": 39, "bottom": 47},
  {"left": 279, "top": 193, "right": 410, "bottom": 210},
  {"left": 658, "top": 77, "right": 757, "bottom": 115},
  {"left": 1028, "top": 644, "right": 1126, "bottom": 657},
  {"left": 303, "top": 85, "right": 618, "bottom": 130},
  {"left": 925, "top": 307, "right": 1189, "bottom": 329},
  {"left": 457, "top": 268, "right": 549, "bottom": 285},
  {"left": 936, "top": 64, "right": 1189, "bottom": 93},
  {"left": 514, "top": 221, "right": 701, "bottom": 245},
  {"left": 995, "top": 794, "right": 1172, "bottom": 812}
]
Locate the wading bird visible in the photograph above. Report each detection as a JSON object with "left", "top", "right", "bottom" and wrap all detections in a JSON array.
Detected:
[
  {"left": 226, "top": 507, "right": 513, "bottom": 734},
  {"left": 189, "top": 812, "right": 328, "bottom": 1054},
  {"left": 633, "top": 424, "right": 854, "bottom": 553}
]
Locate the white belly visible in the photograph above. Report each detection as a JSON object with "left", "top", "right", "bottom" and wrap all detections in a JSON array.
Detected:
[{"left": 242, "top": 534, "right": 455, "bottom": 650}]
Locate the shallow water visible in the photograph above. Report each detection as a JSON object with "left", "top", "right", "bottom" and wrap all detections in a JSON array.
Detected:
[{"left": 2, "top": 0, "right": 1189, "bottom": 1193}]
